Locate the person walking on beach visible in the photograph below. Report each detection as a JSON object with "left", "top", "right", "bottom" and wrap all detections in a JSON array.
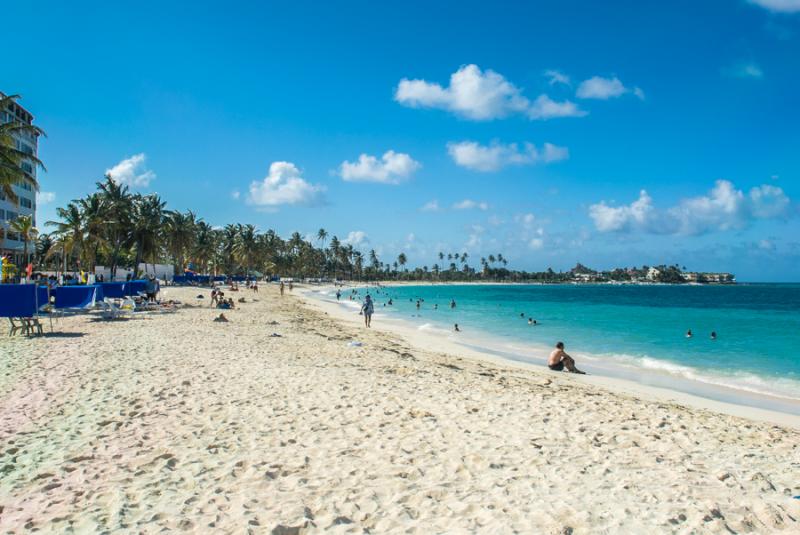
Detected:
[
  {"left": 280, "top": 281, "right": 285, "bottom": 296},
  {"left": 361, "top": 294, "right": 374, "bottom": 328},
  {"left": 548, "top": 342, "right": 586, "bottom": 374},
  {"left": 336, "top": 289, "right": 341, "bottom": 301}
]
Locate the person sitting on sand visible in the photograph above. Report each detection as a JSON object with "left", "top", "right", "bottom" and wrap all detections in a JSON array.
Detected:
[
  {"left": 361, "top": 294, "right": 374, "bottom": 328},
  {"left": 548, "top": 342, "right": 586, "bottom": 374},
  {"left": 218, "top": 299, "right": 231, "bottom": 310},
  {"left": 214, "top": 313, "right": 229, "bottom": 322}
]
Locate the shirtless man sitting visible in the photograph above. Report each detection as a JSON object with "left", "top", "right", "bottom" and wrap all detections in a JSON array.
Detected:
[{"left": 548, "top": 342, "right": 586, "bottom": 374}]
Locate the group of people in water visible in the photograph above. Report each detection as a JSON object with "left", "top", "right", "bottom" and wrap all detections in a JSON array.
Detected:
[{"left": 686, "top": 329, "right": 717, "bottom": 340}]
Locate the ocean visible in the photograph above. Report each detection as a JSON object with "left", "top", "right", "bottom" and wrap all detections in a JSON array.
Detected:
[{"left": 316, "top": 283, "right": 800, "bottom": 414}]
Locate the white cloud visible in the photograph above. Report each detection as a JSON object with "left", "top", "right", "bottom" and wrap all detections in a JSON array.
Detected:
[
  {"left": 36, "top": 191, "right": 56, "bottom": 205},
  {"left": 589, "top": 190, "right": 655, "bottom": 232},
  {"left": 106, "top": 153, "right": 156, "bottom": 187},
  {"left": 545, "top": 69, "right": 570, "bottom": 86},
  {"left": 420, "top": 200, "right": 441, "bottom": 212},
  {"left": 395, "top": 64, "right": 585, "bottom": 121},
  {"left": 576, "top": 76, "right": 634, "bottom": 100},
  {"left": 247, "top": 161, "right": 325, "bottom": 207},
  {"left": 758, "top": 238, "right": 776, "bottom": 251},
  {"left": 339, "top": 150, "right": 420, "bottom": 184},
  {"left": 230, "top": 190, "right": 241, "bottom": 200},
  {"left": 589, "top": 180, "right": 791, "bottom": 235},
  {"left": 343, "top": 230, "right": 369, "bottom": 247},
  {"left": 633, "top": 87, "right": 646, "bottom": 100},
  {"left": 528, "top": 94, "right": 587, "bottom": 119},
  {"left": 729, "top": 61, "right": 764, "bottom": 79},
  {"left": 453, "top": 199, "right": 489, "bottom": 211},
  {"left": 749, "top": 0, "right": 800, "bottom": 13},
  {"left": 447, "top": 140, "right": 569, "bottom": 172},
  {"left": 529, "top": 238, "right": 544, "bottom": 250},
  {"left": 515, "top": 213, "right": 536, "bottom": 228}
]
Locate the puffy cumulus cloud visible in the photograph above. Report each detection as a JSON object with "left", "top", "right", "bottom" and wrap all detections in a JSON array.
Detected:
[
  {"left": 106, "top": 153, "right": 156, "bottom": 187},
  {"left": 453, "top": 199, "right": 489, "bottom": 211},
  {"left": 339, "top": 150, "right": 420, "bottom": 184},
  {"left": 247, "top": 162, "right": 325, "bottom": 207},
  {"left": 749, "top": 0, "right": 800, "bottom": 13},
  {"left": 589, "top": 180, "right": 791, "bottom": 235},
  {"left": 576, "top": 76, "right": 642, "bottom": 100},
  {"left": 343, "top": 230, "right": 369, "bottom": 247},
  {"left": 36, "top": 191, "right": 56, "bottom": 205},
  {"left": 589, "top": 190, "right": 655, "bottom": 232},
  {"left": 230, "top": 190, "right": 241, "bottom": 200},
  {"left": 529, "top": 237, "right": 544, "bottom": 250},
  {"left": 447, "top": 140, "right": 568, "bottom": 172},
  {"left": 420, "top": 200, "right": 441, "bottom": 212},
  {"left": 395, "top": 64, "right": 585, "bottom": 121}
]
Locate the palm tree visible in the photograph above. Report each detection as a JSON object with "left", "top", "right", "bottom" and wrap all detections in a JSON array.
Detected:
[
  {"left": 131, "top": 194, "right": 166, "bottom": 277},
  {"left": 35, "top": 233, "right": 54, "bottom": 268},
  {"left": 47, "top": 202, "right": 84, "bottom": 272},
  {"left": 78, "top": 193, "right": 108, "bottom": 270},
  {"left": 398, "top": 253, "right": 407, "bottom": 273},
  {"left": 193, "top": 221, "right": 218, "bottom": 274},
  {"left": 234, "top": 224, "right": 259, "bottom": 276},
  {"left": 0, "top": 94, "right": 46, "bottom": 202},
  {"left": 97, "top": 175, "right": 133, "bottom": 278},
  {"left": 164, "top": 210, "right": 197, "bottom": 275},
  {"left": 9, "top": 214, "right": 38, "bottom": 266},
  {"left": 329, "top": 235, "right": 341, "bottom": 280}
]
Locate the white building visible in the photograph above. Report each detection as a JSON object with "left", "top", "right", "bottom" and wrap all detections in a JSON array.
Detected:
[
  {"left": 1, "top": 93, "right": 40, "bottom": 265},
  {"left": 646, "top": 266, "right": 662, "bottom": 281}
]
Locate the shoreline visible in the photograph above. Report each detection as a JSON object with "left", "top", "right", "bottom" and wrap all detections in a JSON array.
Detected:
[{"left": 299, "top": 284, "right": 800, "bottom": 429}]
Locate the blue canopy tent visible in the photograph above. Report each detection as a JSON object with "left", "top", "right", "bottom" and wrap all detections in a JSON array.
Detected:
[{"left": 0, "top": 284, "right": 50, "bottom": 336}]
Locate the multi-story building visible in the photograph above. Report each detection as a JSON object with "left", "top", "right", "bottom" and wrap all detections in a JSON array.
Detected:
[{"left": 1, "top": 92, "right": 39, "bottom": 265}]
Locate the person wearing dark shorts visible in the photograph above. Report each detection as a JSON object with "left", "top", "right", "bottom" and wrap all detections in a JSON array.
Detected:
[{"left": 547, "top": 342, "right": 585, "bottom": 374}]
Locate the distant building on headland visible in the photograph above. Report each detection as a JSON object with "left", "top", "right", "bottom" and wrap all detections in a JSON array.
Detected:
[
  {"left": 682, "top": 272, "right": 735, "bottom": 284},
  {"left": 568, "top": 263, "right": 735, "bottom": 284},
  {"left": 1, "top": 92, "right": 40, "bottom": 264}
]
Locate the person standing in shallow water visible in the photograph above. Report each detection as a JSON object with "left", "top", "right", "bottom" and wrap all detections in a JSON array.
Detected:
[
  {"left": 547, "top": 342, "right": 586, "bottom": 374},
  {"left": 361, "top": 294, "right": 374, "bottom": 328}
]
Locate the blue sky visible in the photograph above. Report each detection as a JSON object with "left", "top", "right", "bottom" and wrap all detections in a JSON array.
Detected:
[{"left": 4, "top": 0, "right": 800, "bottom": 280}]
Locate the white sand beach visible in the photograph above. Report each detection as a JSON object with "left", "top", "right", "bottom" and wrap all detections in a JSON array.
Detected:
[{"left": 1, "top": 284, "right": 799, "bottom": 533}]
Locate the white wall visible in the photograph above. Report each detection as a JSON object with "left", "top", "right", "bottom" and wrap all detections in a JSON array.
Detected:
[{"left": 95, "top": 263, "right": 174, "bottom": 282}]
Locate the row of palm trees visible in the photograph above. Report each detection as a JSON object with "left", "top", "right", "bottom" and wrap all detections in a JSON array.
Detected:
[{"left": 28, "top": 175, "right": 521, "bottom": 282}]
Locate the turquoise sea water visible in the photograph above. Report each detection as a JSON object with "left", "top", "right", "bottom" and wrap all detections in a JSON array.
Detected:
[{"left": 316, "top": 284, "right": 800, "bottom": 412}]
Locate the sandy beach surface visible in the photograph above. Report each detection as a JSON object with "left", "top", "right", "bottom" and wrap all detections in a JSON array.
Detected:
[{"left": 1, "top": 285, "right": 798, "bottom": 534}]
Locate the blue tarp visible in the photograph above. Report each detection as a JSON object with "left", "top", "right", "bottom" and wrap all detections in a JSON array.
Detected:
[
  {"left": 0, "top": 284, "right": 49, "bottom": 317},
  {"left": 54, "top": 285, "right": 98, "bottom": 309},
  {"left": 128, "top": 280, "right": 148, "bottom": 295},
  {"left": 100, "top": 282, "right": 128, "bottom": 298}
]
